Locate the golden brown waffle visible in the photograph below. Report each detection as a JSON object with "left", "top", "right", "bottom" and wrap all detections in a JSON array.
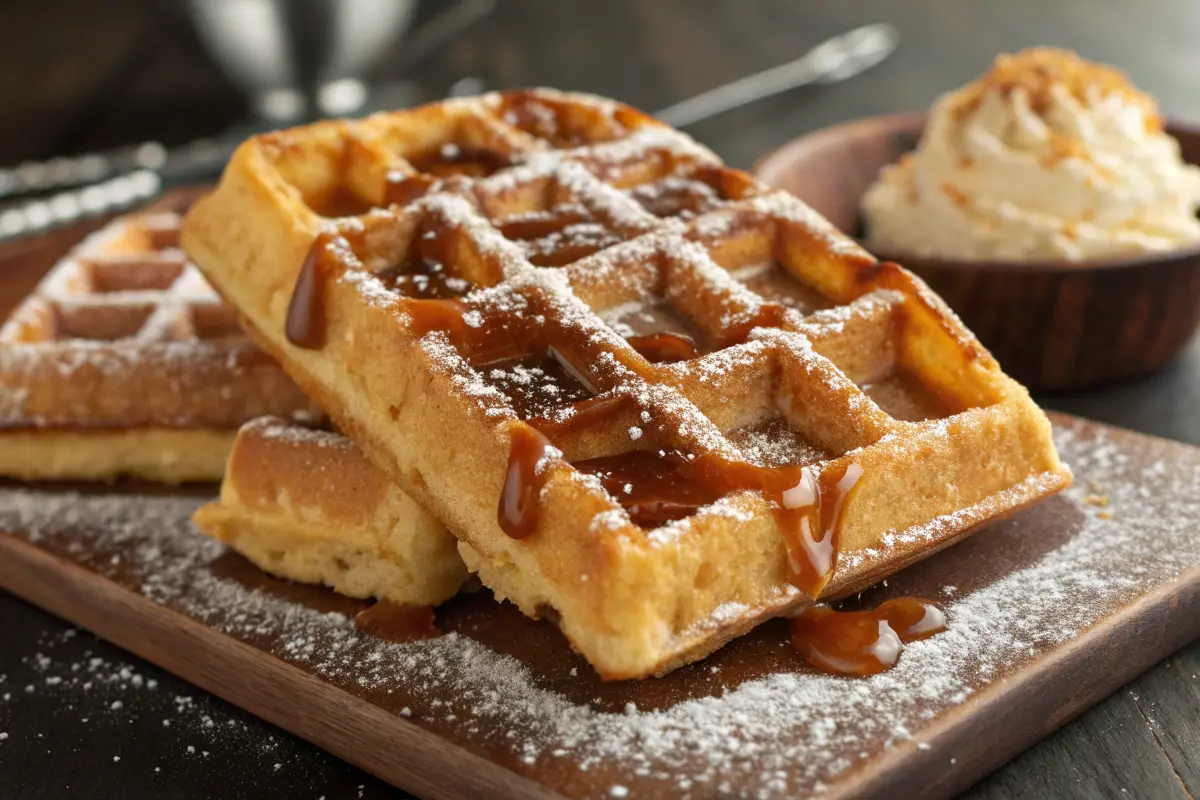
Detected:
[
  {"left": 0, "top": 211, "right": 322, "bottom": 482},
  {"left": 183, "top": 88, "right": 1071, "bottom": 678},
  {"left": 193, "top": 416, "right": 467, "bottom": 606}
]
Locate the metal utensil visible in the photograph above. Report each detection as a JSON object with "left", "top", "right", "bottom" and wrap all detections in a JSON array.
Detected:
[
  {"left": 0, "top": 23, "right": 897, "bottom": 243},
  {"left": 0, "top": 143, "right": 167, "bottom": 202},
  {"left": 0, "top": 73, "right": 484, "bottom": 244},
  {"left": 654, "top": 23, "right": 899, "bottom": 128},
  {"left": 186, "top": 0, "right": 420, "bottom": 121},
  {"left": 0, "top": 171, "right": 162, "bottom": 243},
  {"left": 0, "top": 0, "right": 494, "bottom": 203}
]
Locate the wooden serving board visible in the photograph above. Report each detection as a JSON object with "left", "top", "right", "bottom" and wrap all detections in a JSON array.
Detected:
[{"left": 0, "top": 414, "right": 1197, "bottom": 800}]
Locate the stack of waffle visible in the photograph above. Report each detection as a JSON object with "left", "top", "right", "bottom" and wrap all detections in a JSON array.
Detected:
[
  {"left": 5, "top": 89, "right": 1071, "bottom": 678},
  {"left": 0, "top": 209, "right": 320, "bottom": 482}
]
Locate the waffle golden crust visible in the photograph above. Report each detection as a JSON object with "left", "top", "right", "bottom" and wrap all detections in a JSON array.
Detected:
[
  {"left": 193, "top": 417, "right": 467, "bottom": 606},
  {"left": 182, "top": 88, "right": 1071, "bottom": 678},
  {"left": 0, "top": 211, "right": 322, "bottom": 482}
]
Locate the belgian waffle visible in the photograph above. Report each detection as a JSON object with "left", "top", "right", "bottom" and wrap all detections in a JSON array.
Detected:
[
  {"left": 193, "top": 417, "right": 467, "bottom": 606},
  {"left": 0, "top": 211, "right": 321, "bottom": 482},
  {"left": 183, "top": 88, "right": 1071, "bottom": 678}
]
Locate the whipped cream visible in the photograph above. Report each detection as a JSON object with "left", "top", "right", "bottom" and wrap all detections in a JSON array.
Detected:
[{"left": 862, "top": 48, "right": 1200, "bottom": 261}]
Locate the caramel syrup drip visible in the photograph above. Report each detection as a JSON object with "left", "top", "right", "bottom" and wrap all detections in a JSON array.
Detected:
[
  {"left": 408, "top": 143, "right": 511, "bottom": 178},
  {"left": 404, "top": 297, "right": 481, "bottom": 350},
  {"left": 289, "top": 220, "right": 470, "bottom": 349},
  {"left": 572, "top": 445, "right": 862, "bottom": 597},
  {"left": 403, "top": 289, "right": 600, "bottom": 376},
  {"left": 476, "top": 349, "right": 595, "bottom": 421},
  {"left": 688, "top": 456, "right": 864, "bottom": 597},
  {"left": 378, "top": 255, "right": 471, "bottom": 300},
  {"left": 285, "top": 232, "right": 336, "bottom": 349},
  {"left": 354, "top": 601, "right": 439, "bottom": 642},
  {"left": 498, "top": 424, "right": 559, "bottom": 539},
  {"left": 782, "top": 462, "right": 864, "bottom": 596},
  {"left": 789, "top": 598, "right": 947, "bottom": 677},
  {"left": 574, "top": 450, "right": 724, "bottom": 528},
  {"left": 498, "top": 205, "right": 623, "bottom": 268},
  {"left": 383, "top": 172, "right": 439, "bottom": 208},
  {"left": 625, "top": 331, "right": 698, "bottom": 363},
  {"left": 534, "top": 395, "right": 632, "bottom": 440}
]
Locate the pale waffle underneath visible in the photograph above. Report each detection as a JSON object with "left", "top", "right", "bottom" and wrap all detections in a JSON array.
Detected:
[
  {"left": 0, "top": 211, "right": 322, "bottom": 481},
  {"left": 183, "top": 88, "right": 1071, "bottom": 678},
  {"left": 193, "top": 417, "right": 467, "bottom": 607}
]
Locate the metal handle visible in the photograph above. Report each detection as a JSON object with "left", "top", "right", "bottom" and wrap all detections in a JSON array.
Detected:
[
  {"left": 0, "top": 142, "right": 167, "bottom": 202},
  {"left": 0, "top": 171, "right": 162, "bottom": 244},
  {"left": 655, "top": 23, "right": 898, "bottom": 128}
]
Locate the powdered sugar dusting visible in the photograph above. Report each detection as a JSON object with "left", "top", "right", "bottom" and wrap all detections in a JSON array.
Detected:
[
  {"left": 748, "top": 192, "right": 874, "bottom": 261},
  {"left": 243, "top": 416, "right": 343, "bottom": 450},
  {"left": 0, "top": 211, "right": 312, "bottom": 430},
  {"left": 1, "top": 421, "right": 1193, "bottom": 797}
]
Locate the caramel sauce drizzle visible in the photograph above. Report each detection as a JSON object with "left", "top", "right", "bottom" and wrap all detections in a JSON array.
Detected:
[
  {"left": 285, "top": 219, "right": 860, "bottom": 596},
  {"left": 517, "top": 438, "right": 863, "bottom": 598},
  {"left": 377, "top": 255, "right": 471, "bottom": 300},
  {"left": 687, "top": 456, "right": 864, "bottom": 597},
  {"left": 408, "top": 143, "right": 511, "bottom": 179},
  {"left": 476, "top": 349, "right": 595, "bottom": 421},
  {"left": 789, "top": 598, "right": 947, "bottom": 676},
  {"left": 383, "top": 172, "right": 438, "bottom": 208},
  {"left": 498, "top": 424, "right": 559, "bottom": 539},
  {"left": 575, "top": 450, "right": 724, "bottom": 529},
  {"left": 354, "top": 601, "right": 439, "bottom": 642},
  {"left": 630, "top": 173, "right": 725, "bottom": 218},
  {"left": 625, "top": 331, "right": 698, "bottom": 363},
  {"left": 404, "top": 297, "right": 474, "bottom": 342},
  {"left": 285, "top": 232, "right": 335, "bottom": 349},
  {"left": 497, "top": 205, "right": 593, "bottom": 241}
]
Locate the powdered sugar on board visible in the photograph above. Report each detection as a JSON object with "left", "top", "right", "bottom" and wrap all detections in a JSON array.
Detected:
[{"left": 0, "top": 419, "right": 1198, "bottom": 799}]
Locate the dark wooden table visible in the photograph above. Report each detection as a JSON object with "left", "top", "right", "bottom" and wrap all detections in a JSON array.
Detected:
[{"left": 1, "top": 1, "right": 1197, "bottom": 798}]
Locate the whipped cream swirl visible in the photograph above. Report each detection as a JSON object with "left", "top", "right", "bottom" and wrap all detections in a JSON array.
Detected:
[{"left": 862, "top": 49, "right": 1200, "bottom": 262}]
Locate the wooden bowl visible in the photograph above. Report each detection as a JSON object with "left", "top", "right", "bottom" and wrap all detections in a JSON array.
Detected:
[{"left": 753, "top": 112, "right": 1200, "bottom": 391}]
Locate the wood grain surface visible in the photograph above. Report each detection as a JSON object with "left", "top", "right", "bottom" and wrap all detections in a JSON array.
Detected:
[{"left": 2, "top": 1, "right": 1200, "bottom": 798}]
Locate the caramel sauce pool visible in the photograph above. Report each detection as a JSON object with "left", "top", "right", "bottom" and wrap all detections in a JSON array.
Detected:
[
  {"left": 789, "top": 598, "right": 948, "bottom": 676},
  {"left": 354, "top": 601, "right": 439, "bottom": 642},
  {"left": 625, "top": 331, "right": 698, "bottom": 363}
]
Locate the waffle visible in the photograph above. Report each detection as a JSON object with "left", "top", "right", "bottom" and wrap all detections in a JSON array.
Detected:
[
  {"left": 182, "top": 88, "right": 1072, "bottom": 678},
  {"left": 193, "top": 417, "right": 467, "bottom": 606},
  {"left": 0, "top": 211, "right": 321, "bottom": 482}
]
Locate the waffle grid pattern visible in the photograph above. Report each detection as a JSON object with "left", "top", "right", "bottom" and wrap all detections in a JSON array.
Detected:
[{"left": 183, "top": 89, "right": 1069, "bottom": 677}]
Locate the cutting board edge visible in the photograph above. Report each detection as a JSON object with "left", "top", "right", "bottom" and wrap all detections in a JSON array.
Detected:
[{"left": 840, "top": 564, "right": 1200, "bottom": 800}]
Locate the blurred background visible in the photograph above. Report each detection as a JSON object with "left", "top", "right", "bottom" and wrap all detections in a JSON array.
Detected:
[
  {"left": 2, "top": 0, "right": 1200, "bottom": 438},
  {"left": 3, "top": 0, "right": 1199, "bottom": 171}
]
